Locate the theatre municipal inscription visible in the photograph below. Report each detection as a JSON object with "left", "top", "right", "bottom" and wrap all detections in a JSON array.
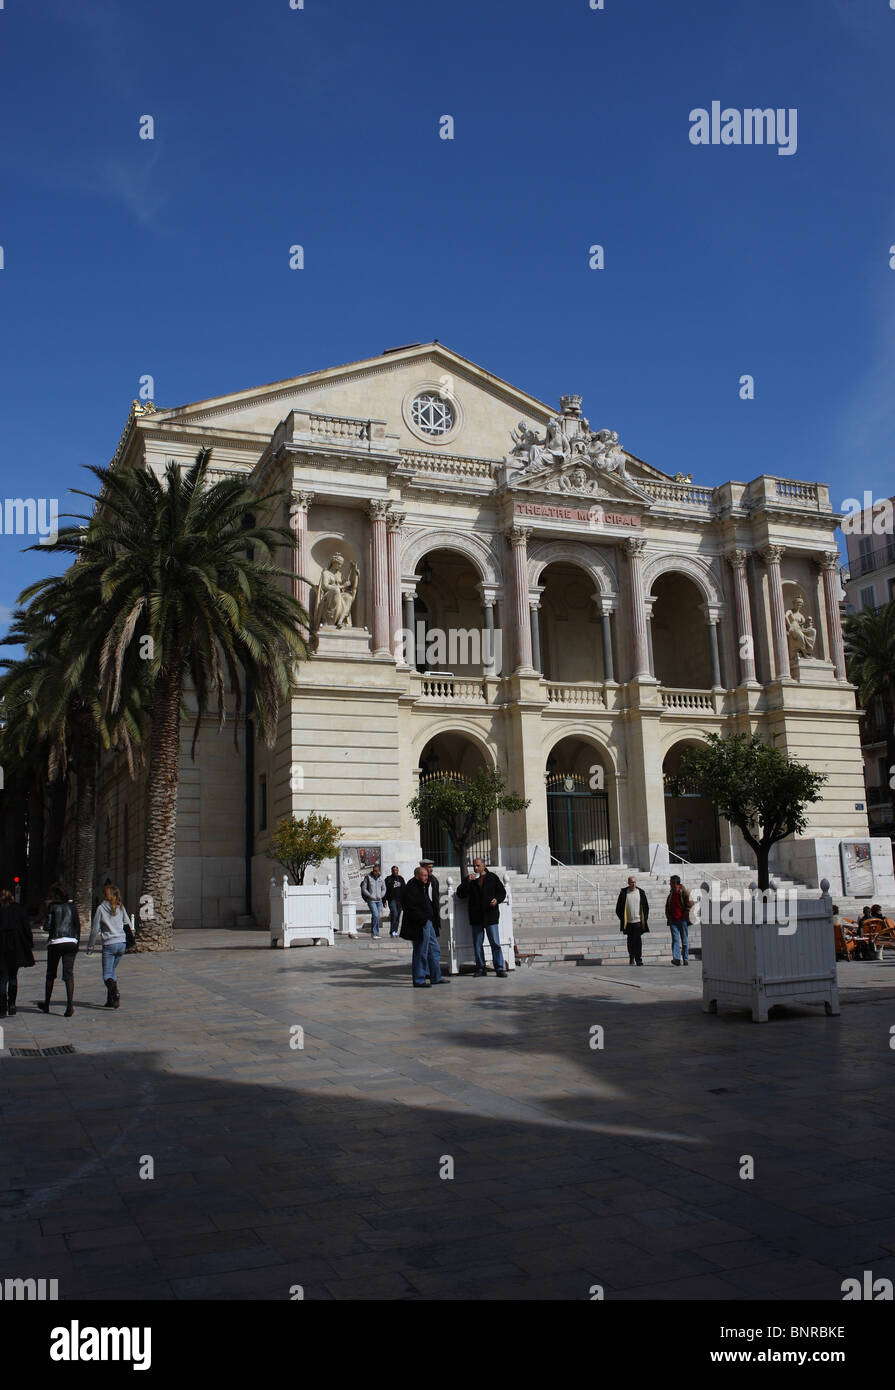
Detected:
[{"left": 514, "top": 502, "right": 641, "bottom": 527}]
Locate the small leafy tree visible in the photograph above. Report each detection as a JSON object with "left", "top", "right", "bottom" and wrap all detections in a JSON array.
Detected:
[
  {"left": 408, "top": 768, "right": 529, "bottom": 878},
  {"left": 665, "top": 732, "right": 827, "bottom": 890},
  {"left": 270, "top": 812, "right": 342, "bottom": 885}
]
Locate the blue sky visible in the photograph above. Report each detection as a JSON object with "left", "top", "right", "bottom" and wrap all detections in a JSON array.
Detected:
[{"left": 1, "top": 0, "right": 894, "bottom": 636}]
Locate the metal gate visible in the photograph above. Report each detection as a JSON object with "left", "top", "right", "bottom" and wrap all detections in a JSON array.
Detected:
[
  {"left": 546, "top": 773, "right": 611, "bottom": 865},
  {"left": 418, "top": 771, "right": 494, "bottom": 867}
]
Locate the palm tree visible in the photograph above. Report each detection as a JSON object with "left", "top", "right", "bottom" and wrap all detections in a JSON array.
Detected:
[
  {"left": 0, "top": 593, "right": 146, "bottom": 926},
  {"left": 843, "top": 601, "right": 895, "bottom": 827},
  {"left": 44, "top": 450, "right": 310, "bottom": 949}
]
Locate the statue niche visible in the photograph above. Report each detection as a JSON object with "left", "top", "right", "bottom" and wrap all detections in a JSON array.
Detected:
[{"left": 314, "top": 551, "right": 359, "bottom": 630}]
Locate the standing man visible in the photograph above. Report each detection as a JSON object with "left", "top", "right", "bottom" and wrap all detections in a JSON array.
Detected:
[
  {"left": 456, "top": 857, "right": 508, "bottom": 977},
  {"left": 401, "top": 866, "right": 448, "bottom": 987},
  {"left": 419, "top": 859, "right": 439, "bottom": 898},
  {"left": 360, "top": 863, "right": 387, "bottom": 939},
  {"left": 384, "top": 865, "right": 406, "bottom": 938},
  {"left": 615, "top": 874, "right": 649, "bottom": 966},
  {"left": 664, "top": 874, "right": 692, "bottom": 966}
]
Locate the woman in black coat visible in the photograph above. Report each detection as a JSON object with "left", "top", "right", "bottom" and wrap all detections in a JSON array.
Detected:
[{"left": 0, "top": 889, "right": 35, "bottom": 1017}]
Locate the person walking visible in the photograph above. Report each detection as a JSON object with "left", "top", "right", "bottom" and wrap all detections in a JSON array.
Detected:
[
  {"left": 401, "top": 865, "right": 448, "bottom": 987},
  {"left": 419, "top": 859, "right": 440, "bottom": 898},
  {"left": 384, "top": 865, "right": 406, "bottom": 938},
  {"left": 360, "top": 864, "right": 387, "bottom": 939},
  {"left": 456, "top": 857, "right": 508, "bottom": 977},
  {"left": 0, "top": 888, "right": 34, "bottom": 1017},
  {"left": 87, "top": 883, "right": 133, "bottom": 1008},
  {"left": 665, "top": 874, "right": 693, "bottom": 966},
  {"left": 38, "top": 883, "right": 81, "bottom": 1017},
  {"left": 615, "top": 874, "right": 649, "bottom": 966}
]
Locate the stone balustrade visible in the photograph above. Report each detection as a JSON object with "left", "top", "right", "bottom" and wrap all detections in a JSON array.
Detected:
[
  {"left": 399, "top": 450, "right": 495, "bottom": 479},
  {"left": 544, "top": 682, "right": 607, "bottom": 707},
  {"left": 414, "top": 674, "right": 488, "bottom": 703},
  {"left": 640, "top": 480, "right": 714, "bottom": 507},
  {"left": 660, "top": 687, "right": 716, "bottom": 711}
]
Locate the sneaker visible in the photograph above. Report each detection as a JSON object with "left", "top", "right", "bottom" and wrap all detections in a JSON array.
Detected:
[
  {"left": 413, "top": 981, "right": 430, "bottom": 988},
  {"left": 473, "top": 969, "right": 487, "bottom": 977},
  {"left": 636, "top": 960, "right": 643, "bottom": 967},
  {"left": 496, "top": 970, "right": 507, "bottom": 978},
  {"left": 672, "top": 959, "right": 681, "bottom": 966}
]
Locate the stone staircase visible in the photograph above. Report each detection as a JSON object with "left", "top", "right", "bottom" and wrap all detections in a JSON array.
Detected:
[
  {"left": 503, "top": 862, "right": 815, "bottom": 966},
  {"left": 351, "top": 861, "right": 835, "bottom": 969}
]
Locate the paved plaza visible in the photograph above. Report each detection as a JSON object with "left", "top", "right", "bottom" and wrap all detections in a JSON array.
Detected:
[{"left": 2, "top": 933, "right": 895, "bottom": 1301}]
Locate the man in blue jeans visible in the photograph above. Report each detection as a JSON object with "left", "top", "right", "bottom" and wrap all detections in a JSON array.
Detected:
[
  {"left": 456, "top": 857, "right": 508, "bottom": 977},
  {"left": 665, "top": 874, "right": 692, "bottom": 966},
  {"left": 400, "top": 866, "right": 448, "bottom": 987},
  {"left": 360, "top": 864, "right": 387, "bottom": 938}
]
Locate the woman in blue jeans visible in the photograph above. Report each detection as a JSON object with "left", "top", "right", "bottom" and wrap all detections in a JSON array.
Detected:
[{"left": 87, "top": 883, "right": 132, "bottom": 1009}]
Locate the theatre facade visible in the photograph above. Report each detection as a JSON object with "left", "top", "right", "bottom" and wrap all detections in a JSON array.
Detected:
[{"left": 95, "top": 343, "right": 887, "bottom": 928}]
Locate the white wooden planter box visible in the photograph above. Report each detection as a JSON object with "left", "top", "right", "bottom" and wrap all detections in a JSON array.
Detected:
[
  {"left": 444, "top": 876, "right": 515, "bottom": 973},
  {"left": 269, "top": 876, "right": 336, "bottom": 948},
  {"left": 701, "top": 890, "right": 838, "bottom": 1023}
]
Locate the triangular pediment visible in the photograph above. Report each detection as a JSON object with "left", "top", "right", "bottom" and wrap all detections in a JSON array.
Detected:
[
  {"left": 144, "top": 343, "right": 558, "bottom": 459},
  {"left": 508, "top": 458, "right": 655, "bottom": 507}
]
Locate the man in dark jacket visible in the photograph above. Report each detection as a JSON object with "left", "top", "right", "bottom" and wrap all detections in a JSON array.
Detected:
[
  {"left": 0, "top": 889, "right": 34, "bottom": 1017},
  {"left": 400, "top": 866, "right": 447, "bottom": 987},
  {"left": 456, "top": 857, "right": 508, "bottom": 977},
  {"left": 39, "top": 883, "right": 81, "bottom": 1016},
  {"left": 384, "top": 866, "right": 405, "bottom": 938},
  {"left": 615, "top": 875, "right": 649, "bottom": 966}
]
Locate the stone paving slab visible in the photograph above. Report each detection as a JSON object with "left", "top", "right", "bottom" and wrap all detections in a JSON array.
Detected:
[{"left": 1, "top": 930, "right": 894, "bottom": 1300}]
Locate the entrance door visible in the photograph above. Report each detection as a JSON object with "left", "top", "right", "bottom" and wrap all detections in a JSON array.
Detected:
[{"left": 546, "top": 773, "right": 611, "bottom": 865}]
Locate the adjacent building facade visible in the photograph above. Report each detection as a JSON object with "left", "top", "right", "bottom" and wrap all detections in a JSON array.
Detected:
[
  {"left": 88, "top": 343, "right": 890, "bottom": 927},
  {"left": 842, "top": 496, "right": 895, "bottom": 842}
]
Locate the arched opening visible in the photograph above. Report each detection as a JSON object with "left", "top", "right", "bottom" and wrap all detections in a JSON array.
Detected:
[
  {"left": 663, "top": 739, "right": 721, "bottom": 864},
  {"left": 417, "top": 733, "right": 494, "bottom": 866},
  {"left": 412, "top": 549, "right": 491, "bottom": 676},
  {"left": 545, "top": 735, "right": 613, "bottom": 865},
  {"left": 651, "top": 572, "right": 712, "bottom": 688},
  {"left": 539, "top": 562, "right": 604, "bottom": 683}
]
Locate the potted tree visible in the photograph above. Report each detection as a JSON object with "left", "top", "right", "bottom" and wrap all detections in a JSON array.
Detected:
[
  {"left": 268, "top": 812, "right": 342, "bottom": 947},
  {"left": 408, "top": 769, "right": 529, "bottom": 972},
  {"left": 666, "top": 733, "right": 837, "bottom": 1022}
]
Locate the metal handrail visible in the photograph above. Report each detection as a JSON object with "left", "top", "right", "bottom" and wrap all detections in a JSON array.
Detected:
[{"left": 546, "top": 853, "right": 602, "bottom": 917}]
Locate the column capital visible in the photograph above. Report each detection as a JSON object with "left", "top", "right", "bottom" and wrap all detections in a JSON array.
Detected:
[
  {"left": 726, "top": 547, "right": 751, "bottom": 571},
  {"left": 700, "top": 601, "right": 724, "bottom": 625},
  {"left": 386, "top": 510, "right": 406, "bottom": 532},
  {"left": 760, "top": 544, "right": 785, "bottom": 565},
  {"left": 819, "top": 550, "right": 840, "bottom": 573},
  {"left": 506, "top": 524, "right": 532, "bottom": 547},
  {"left": 593, "top": 593, "right": 619, "bottom": 615},
  {"left": 528, "top": 585, "right": 545, "bottom": 610},
  {"left": 368, "top": 499, "right": 390, "bottom": 521},
  {"left": 289, "top": 491, "right": 315, "bottom": 520},
  {"left": 625, "top": 537, "right": 647, "bottom": 557},
  {"left": 476, "top": 581, "right": 500, "bottom": 607}
]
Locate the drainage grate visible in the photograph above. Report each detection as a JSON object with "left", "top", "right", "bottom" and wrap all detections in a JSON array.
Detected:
[{"left": 7, "top": 1045, "right": 75, "bottom": 1058}]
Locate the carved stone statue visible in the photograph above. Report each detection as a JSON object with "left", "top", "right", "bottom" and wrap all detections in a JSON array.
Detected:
[
  {"left": 509, "top": 397, "right": 629, "bottom": 478},
  {"left": 314, "top": 552, "right": 359, "bottom": 629},
  {"left": 785, "top": 595, "right": 817, "bottom": 660}
]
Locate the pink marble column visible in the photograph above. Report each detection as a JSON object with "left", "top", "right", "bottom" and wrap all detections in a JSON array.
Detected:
[
  {"left": 726, "top": 549, "right": 757, "bottom": 684},
  {"left": 820, "top": 551, "right": 847, "bottom": 681},
  {"left": 386, "top": 512, "right": 405, "bottom": 660},
  {"left": 762, "top": 545, "right": 790, "bottom": 680},
  {"left": 625, "top": 538, "right": 651, "bottom": 678},
  {"left": 369, "top": 501, "right": 391, "bottom": 657},
  {"left": 289, "top": 491, "right": 314, "bottom": 627},
  {"left": 507, "top": 526, "right": 534, "bottom": 672}
]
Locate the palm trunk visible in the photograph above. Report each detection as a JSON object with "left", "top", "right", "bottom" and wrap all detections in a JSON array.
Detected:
[
  {"left": 138, "top": 667, "right": 183, "bottom": 950},
  {"left": 44, "top": 775, "right": 69, "bottom": 903},
  {"left": 73, "top": 726, "right": 99, "bottom": 933},
  {"left": 25, "top": 775, "right": 45, "bottom": 913}
]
